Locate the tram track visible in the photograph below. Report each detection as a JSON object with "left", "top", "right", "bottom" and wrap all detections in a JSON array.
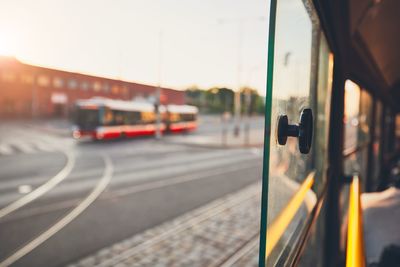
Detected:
[
  {"left": 93, "top": 184, "right": 260, "bottom": 267},
  {"left": 0, "top": 160, "right": 261, "bottom": 223},
  {"left": 215, "top": 234, "right": 260, "bottom": 267},
  {"left": 0, "top": 154, "right": 114, "bottom": 267}
]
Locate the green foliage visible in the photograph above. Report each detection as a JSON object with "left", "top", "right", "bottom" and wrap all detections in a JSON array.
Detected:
[{"left": 185, "top": 86, "right": 265, "bottom": 115}]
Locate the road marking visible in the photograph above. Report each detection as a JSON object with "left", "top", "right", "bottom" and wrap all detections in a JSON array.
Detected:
[
  {"left": 0, "top": 154, "right": 113, "bottom": 267},
  {"left": 0, "top": 162, "right": 262, "bottom": 223},
  {"left": 0, "top": 151, "right": 75, "bottom": 219},
  {"left": 11, "top": 141, "right": 35, "bottom": 154},
  {"left": 110, "top": 161, "right": 262, "bottom": 198},
  {"left": 34, "top": 141, "right": 55, "bottom": 152},
  {"left": 18, "top": 185, "right": 32, "bottom": 194},
  {"left": 0, "top": 144, "right": 13, "bottom": 155}
]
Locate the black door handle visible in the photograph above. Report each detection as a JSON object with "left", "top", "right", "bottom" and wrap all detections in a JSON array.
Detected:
[{"left": 277, "top": 108, "right": 313, "bottom": 154}]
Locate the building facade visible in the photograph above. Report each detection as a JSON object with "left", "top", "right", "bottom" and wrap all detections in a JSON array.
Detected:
[{"left": 0, "top": 56, "right": 185, "bottom": 118}]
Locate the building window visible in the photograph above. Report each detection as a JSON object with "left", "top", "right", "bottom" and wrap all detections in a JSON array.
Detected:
[
  {"left": 1, "top": 71, "right": 16, "bottom": 82},
  {"left": 68, "top": 79, "right": 77, "bottom": 89},
  {"left": 111, "top": 85, "right": 120, "bottom": 94},
  {"left": 38, "top": 75, "right": 50, "bottom": 87},
  {"left": 53, "top": 77, "right": 64, "bottom": 88},
  {"left": 103, "top": 83, "right": 110, "bottom": 93},
  {"left": 93, "top": 81, "right": 101, "bottom": 92},
  {"left": 81, "top": 81, "right": 89, "bottom": 91},
  {"left": 20, "top": 74, "right": 34, "bottom": 84},
  {"left": 122, "top": 85, "right": 129, "bottom": 95}
]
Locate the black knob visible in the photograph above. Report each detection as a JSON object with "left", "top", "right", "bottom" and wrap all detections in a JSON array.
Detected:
[{"left": 277, "top": 108, "right": 313, "bottom": 154}]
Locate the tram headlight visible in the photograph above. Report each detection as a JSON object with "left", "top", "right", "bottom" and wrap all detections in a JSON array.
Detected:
[
  {"left": 96, "top": 127, "right": 105, "bottom": 139},
  {"left": 72, "top": 126, "right": 81, "bottom": 139},
  {"left": 72, "top": 130, "right": 81, "bottom": 139}
]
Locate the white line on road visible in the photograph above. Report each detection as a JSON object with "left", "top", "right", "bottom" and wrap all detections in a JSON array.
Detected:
[
  {"left": 0, "top": 151, "right": 75, "bottom": 219},
  {"left": 0, "top": 162, "right": 261, "bottom": 223},
  {"left": 0, "top": 144, "right": 13, "bottom": 155},
  {"left": 0, "top": 154, "right": 113, "bottom": 267}
]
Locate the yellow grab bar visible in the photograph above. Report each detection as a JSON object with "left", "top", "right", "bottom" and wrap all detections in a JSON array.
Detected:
[
  {"left": 346, "top": 175, "right": 366, "bottom": 267},
  {"left": 265, "top": 172, "right": 315, "bottom": 257}
]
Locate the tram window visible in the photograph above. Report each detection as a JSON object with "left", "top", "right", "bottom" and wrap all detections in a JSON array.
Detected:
[
  {"left": 114, "top": 111, "right": 125, "bottom": 125},
  {"left": 103, "top": 108, "right": 114, "bottom": 126},
  {"left": 180, "top": 113, "right": 196, "bottom": 122},
  {"left": 343, "top": 80, "right": 361, "bottom": 154},
  {"left": 371, "top": 101, "right": 383, "bottom": 185},
  {"left": 343, "top": 81, "right": 373, "bottom": 183},
  {"left": 141, "top": 111, "right": 156, "bottom": 124},
  {"left": 75, "top": 108, "right": 100, "bottom": 128},
  {"left": 259, "top": 0, "right": 332, "bottom": 265},
  {"left": 169, "top": 113, "right": 181, "bottom": 122},
  {"left": 125, "top": 111, "right": 141, "bottom": 125},
  {"left": 396, "top": 115, "right": 400, "bottom": 150}
]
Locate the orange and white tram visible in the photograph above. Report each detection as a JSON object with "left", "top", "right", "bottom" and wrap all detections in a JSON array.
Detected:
[{"left": 72, "top": 98, "right": 198, "bottom": 140}]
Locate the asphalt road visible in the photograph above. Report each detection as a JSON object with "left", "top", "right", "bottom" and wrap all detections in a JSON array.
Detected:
[{"left": 0, "top": 118, "right": 264, "bottom": 267}]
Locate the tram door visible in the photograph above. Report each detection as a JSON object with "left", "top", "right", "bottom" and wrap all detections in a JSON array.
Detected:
[{"left": 259, "top": 0, "right": 333, "bottom": 266}]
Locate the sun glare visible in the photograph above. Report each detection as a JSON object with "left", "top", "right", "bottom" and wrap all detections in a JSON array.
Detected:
[{"left": 0, "top": 36, "right": 16, "bottom": 57}]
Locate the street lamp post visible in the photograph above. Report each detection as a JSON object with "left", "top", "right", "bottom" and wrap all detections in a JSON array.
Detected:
[
  {"left": 218, "top": 16, "right": 266, "bottom": 139},
  {"left": 155, "top": 30, "right": 163, "bottom": 139}
]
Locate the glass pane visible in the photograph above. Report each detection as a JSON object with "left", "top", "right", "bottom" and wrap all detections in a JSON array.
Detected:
[
  {"left": 343, "top": 80, "right": 361, "bottom": 154},
  {"left": 297, "top": 35, "right": 333, "bottom": 267},
  {"left": 343, "top": 81, "right": 372, "bottom": 179},
  {"left": 0, "top": 1, "right": 269, "bottom": 266},
  {"left": 259, "top": 0, "right": 329, "bottom": 265}
]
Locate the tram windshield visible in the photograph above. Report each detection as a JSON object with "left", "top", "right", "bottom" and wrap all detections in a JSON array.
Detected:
[{"left": 74, "top": 108, "right": 100, "bottom": 129}]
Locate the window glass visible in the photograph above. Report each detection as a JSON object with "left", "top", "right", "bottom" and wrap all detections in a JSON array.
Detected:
[
  {"left": 68, "top": 79, "right": 77, "bottom": 89},
  {"left": 103, "top": 83, "right": 110, "bottom": 93},
  {"left": 81, "top": 81, "right": 89, "bottom": 91},
  {"left": 75, "top": 108, "right": 99, "bottom": 129},
  {"left": 1, "top": 71, "right": 16, "bottom": 82},
  {"left": 20, "top": 74, "right": 35, "bottom": 84},
  {"left": 142, "top": 111, "right": 156, "bottom": 123},
  {"left": 112, "top": 85, "right": 120, "bottom": 94},
  {"left": 260, "top": 0, "right": 331, "bottom": 266},
  {"left": 343, "top": 81, "right": 373, "bottom": 180},
  {"left": 371, "top": 101, "right": 383, "bottom": 184},
  {"left": 38, "top": 75, "right": 50, "bottom": 87},
  {"left": 93, "top": 81, "right": 102, "bottom": 92},
  {"left": 343, "top": 80, "right": 361, "bottom": 154},
  {"left": 396, "top": 114, "right": 400, "bottom": 150},
  {"left": 53, "top": 77, "right": 64, "bottom": 88}
]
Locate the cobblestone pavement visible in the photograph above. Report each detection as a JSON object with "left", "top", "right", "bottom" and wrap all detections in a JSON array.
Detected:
[{"left": 69, "top": 183, "right": 261, "bottom": 267}]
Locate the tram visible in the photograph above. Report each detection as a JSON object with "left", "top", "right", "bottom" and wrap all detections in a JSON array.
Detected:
[
  {"left": 259, "top": 0, "right": 400, "bottom": 267},
  {"left": 72, "top": 97, "right": 198, "bottom": 140}
]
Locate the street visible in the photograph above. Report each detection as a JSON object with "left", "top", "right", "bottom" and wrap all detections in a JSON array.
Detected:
[{"left": 0, "top": 116, "right": 264, "bottom": 267}]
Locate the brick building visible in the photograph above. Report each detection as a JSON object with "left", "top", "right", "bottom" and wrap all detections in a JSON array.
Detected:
[{"left": 0, "top": 56, "right": 185, "bottom": 118}]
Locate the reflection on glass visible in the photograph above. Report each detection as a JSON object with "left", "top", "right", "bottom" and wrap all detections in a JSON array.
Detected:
[
  {"left": 261, "top": 0, "right": 329, "bottom": 266},
  {"left": 343, "top": 80, "right": 373, "bottom": 180}
]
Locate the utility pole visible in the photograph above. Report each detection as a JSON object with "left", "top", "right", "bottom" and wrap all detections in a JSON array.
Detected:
[{"left": 155, "top": 30, "right": 163, "bottom": 139}]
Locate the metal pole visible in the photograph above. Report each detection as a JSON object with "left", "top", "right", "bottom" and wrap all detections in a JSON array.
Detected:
[
  {"left": 233, "top": 22, "right": 243, "bottom": 137},
  {"left": 155, "top": 30, "right": 163, "bottom": 139},
  {"left": 244, "top": 89, "right": 251, "bottom": 146}
]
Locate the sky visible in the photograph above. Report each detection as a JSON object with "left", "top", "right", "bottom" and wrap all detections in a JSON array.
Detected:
[{"left": 0, "top": 0, "right": 269, "bottom": 95}]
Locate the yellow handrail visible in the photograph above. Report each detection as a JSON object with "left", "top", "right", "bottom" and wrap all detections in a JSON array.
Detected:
[
  {"left": 346, "top": 175, "right": 366, "bottom": 267},
  {"left": 265, "top": 172, "right": 315, "bottom": 257}
]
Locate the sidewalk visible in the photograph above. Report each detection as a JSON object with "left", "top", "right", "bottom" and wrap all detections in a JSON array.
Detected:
[
  {"left": 164, "top": 128, "right": 264, "bottom": 149},
  {"left": 69, "top": 183, "right": 261, "bottom": 267}
]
